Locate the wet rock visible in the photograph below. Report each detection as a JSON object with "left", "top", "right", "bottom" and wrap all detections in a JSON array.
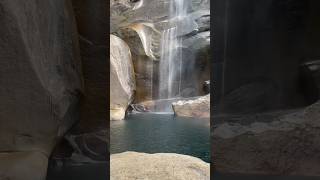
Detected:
[
  {"left": 110, "top": 35, "right": 136, "bottom": 120},
  {"left": 172, "top": 94, "right": 210, "bottom": 118},
  {"left": 129, "top": 103, "right": 149, "bottom": 112},
  {"left": 115, "top": 28, "right": 158, "bottom": 103},
  {"left": 111, "top": 0, "right": 210, "bottom": 102},
  {"left": 111, "top": 151, "right": 210, "bottom": 180},
  {"left": 132, "top": 97, "right": 200, "bottom": 112},
  {"left": 213, "top": 100, "right": 320, "bottom": 176},
  {"left": 110, "top": 0, "right": 209, "bottom": 32},
  {"left": 180, "top": 87, "right": 197, "bottom": 97}
]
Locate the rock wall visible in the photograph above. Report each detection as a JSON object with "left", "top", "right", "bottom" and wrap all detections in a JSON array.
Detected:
[
  {"left": 47, "top": 0, "right": 109, "bottom": 172},
  {"left": 0, "top": 0, "right": 82, "bottom": 179},
  {"left": 111, "top": 0, "right": 210, "bottom": 103},
  {"left": 214, "top": 0, "right": 320, "bottom": 114},
  {"left": 71, "top": 0, "right": 108, "bottom": 132},
  {"left": 213, "top": 100, "right": 320, "bottom": 176},
  {"left": 110, "top": 35, "right": 136, "bottom": 120}
]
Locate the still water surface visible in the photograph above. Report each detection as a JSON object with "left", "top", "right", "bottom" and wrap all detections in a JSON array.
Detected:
[{"left": 110, "top": 113, "right": 210, "bottom": 162}]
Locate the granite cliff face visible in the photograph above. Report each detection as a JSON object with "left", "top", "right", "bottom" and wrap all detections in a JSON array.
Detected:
[
  {"left": 0, "top": 0, "right": 109, "bottom": 179},
  {"left": 110, "top": 35, "right": 136, "bottom": 120},
  {"left": 111, "top": 0, "right": 210, "bottom": 105},
  {"left": 0, "top": 0, "right": 82, "bottom": 179}
]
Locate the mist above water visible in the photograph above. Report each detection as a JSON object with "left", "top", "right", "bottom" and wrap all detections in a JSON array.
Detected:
[{"left": 158, "top": 0, "right": 188, "bottom": 100}]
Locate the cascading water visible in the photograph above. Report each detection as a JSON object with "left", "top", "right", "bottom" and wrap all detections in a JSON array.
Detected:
[{"left": 158, "top": 0, "right": 187, "bottom": 100}]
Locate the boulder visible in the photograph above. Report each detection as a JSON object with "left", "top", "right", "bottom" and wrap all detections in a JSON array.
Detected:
[
  {"left": 213, "top": 100, "right": 320, "bottom": 176},
  {"left": 131, "top": 98, "right": 184, "bottom": 112},
  {"left": 111, "top": 151, "right": 210, "bottom": 180},
  {"left": 110, "top": 35, "right": 136, "bottom": 120},
  {"left": 172, "top": 94, "right": 210, "bottom": 118},
  {"left": 0, "top": 0, "right": 82, "bottom": 179}
]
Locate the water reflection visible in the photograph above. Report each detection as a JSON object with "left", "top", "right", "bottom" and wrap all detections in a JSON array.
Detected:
[{"left": 110, "top": 113, "right": 210, "bottom": 162}]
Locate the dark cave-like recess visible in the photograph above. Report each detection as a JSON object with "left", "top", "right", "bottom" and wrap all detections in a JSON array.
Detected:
[{"left": 213, "top": 0, "right": 320, "bottom": 114}]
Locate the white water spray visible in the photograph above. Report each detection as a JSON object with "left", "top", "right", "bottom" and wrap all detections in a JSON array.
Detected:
[{"left": 158, "top": 0, "right": 187, "bottom": 99}]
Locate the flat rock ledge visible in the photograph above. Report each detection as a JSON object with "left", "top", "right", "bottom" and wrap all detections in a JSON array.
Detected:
[
  {"left": 213, "top": 100, "right": 320, "bottom": 176},
  {"left": 111, "top": 151, "right": 210, "bottom": 180},
  {"left": 172, "top": 94, "right": 210, "bottom": 118}
]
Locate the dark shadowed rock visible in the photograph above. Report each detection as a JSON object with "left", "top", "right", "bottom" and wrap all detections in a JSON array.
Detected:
[
  {"left": 0, "top": 0, "right": 82, "bottom": 179},
  {"left": 71, "top": 0, "right": 108, "bottom": 132},
  {"left": 213, "top": 101, "right": 320, "bottom": 176},
  {"left": 0, "top": 152, "right": 48, "bottom": 180}
]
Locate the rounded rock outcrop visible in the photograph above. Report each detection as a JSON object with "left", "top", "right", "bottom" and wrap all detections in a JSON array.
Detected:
[
  {"left": 111, "top": 151, "right": 210, "bottom": 180},
  {"left": 110, "top": 35, "right": 136, "bottom": 120}
]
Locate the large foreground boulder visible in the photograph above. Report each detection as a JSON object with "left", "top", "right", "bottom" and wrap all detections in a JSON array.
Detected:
[
  {"left": 111, "top": 152, "right": 210, "bottom": 180},
  {"left": 213, "top": 100, "right": 320, "bottom": 176},
  {"left": 0, "top": 0, "right": 82, "bottom": 179},
  {"left": 172, "top": 94, "right": 210, "bottom": 118},
  {"left": 110, "top": 35, "right": 136, "bottom": 120}
]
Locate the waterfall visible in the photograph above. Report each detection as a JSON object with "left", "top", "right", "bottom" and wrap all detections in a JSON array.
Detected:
[{"left": 158, "top": 0, "right": 187, "bottom": 100}]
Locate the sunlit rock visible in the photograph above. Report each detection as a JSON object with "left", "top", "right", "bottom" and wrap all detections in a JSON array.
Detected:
[
  {"left": 110, "top": 35, "right": 136, "bottom": 120},
  {"left": 172, "top": 94, "right": 210, "bottom": 118},
  {"left": 117, "top": 23, "right": 161, "bottom": 60},
  {"left": 111, "top": 0, "right": 210, "bottom": 103},
  {"left": 131, "top": 98, "right": 183, "bottom": 112},
  {"left": 111, "top": 151, "right": 210, "bottom": 180}
]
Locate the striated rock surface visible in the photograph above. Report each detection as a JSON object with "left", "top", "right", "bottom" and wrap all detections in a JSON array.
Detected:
[
  {"left": 66, "top": 130, "right": 108, "bottom": 162},
  {"left": 111, "top": 0, "right": 210, "bottom": 103},
  {"left": 173, "top": 94, "right": 210, "bottom": 118},
  {"left": 213, "top": 100, "right": 320, "bottom": 176},
  {"left": 48, "top": 130, "right": 108, "bottom": 168},
  {"left": 0, "top": 0, "right": 82, "bottom": 179},
  {"left": 111, "top": 151, "right": 210, "bottom": 180},
  {"left": 110, "top": 35, "right": 136, "bottom": 120}
]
